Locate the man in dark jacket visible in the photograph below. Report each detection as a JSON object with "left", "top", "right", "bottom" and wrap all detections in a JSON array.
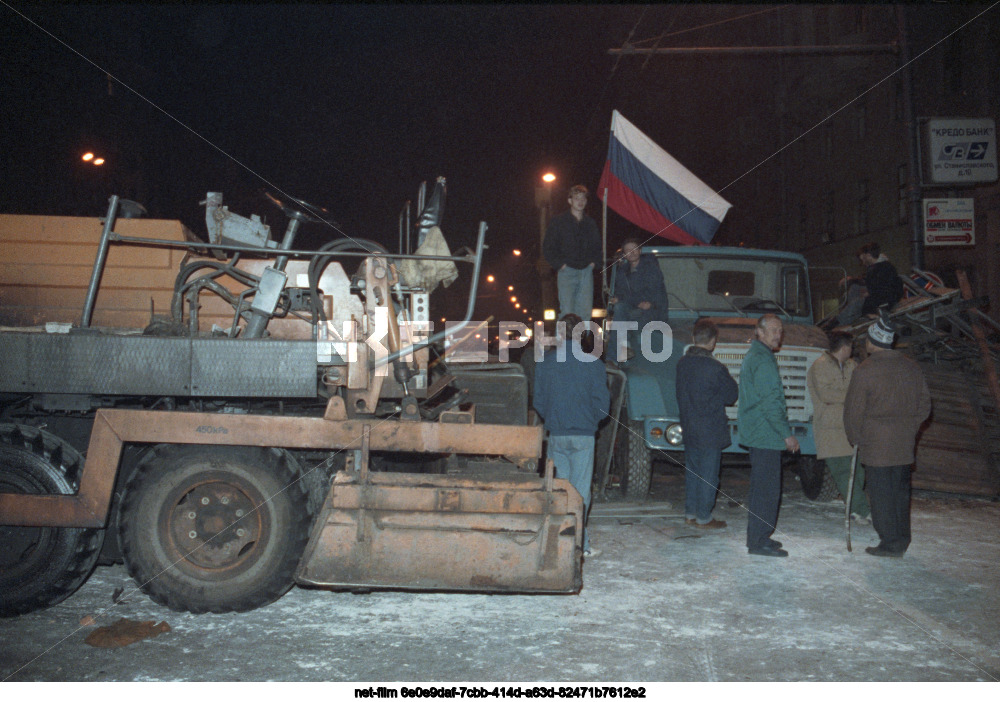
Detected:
[
  {"left": 737, "top": 314, "right": 800, "bottom": 557},
  {"left": 676, "top": 319, "right": 738, "bottom": 528},
  {"left": 608, "top": 238, "right": 668, "bottom": 360},
  {"left": 834, "top": 242, "right": 904, "bottom": 326},
  {"left": 543, "top": 185, "right": 602, "bottom": 320},
  {"left": 533, "top": 313, "right": 611, "bottom": 558},
  {"left": 844, "top": 311, "right": 931, "bottom": 557}
]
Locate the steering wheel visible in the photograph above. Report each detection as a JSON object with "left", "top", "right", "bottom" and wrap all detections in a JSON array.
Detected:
[{"left": 264, "top": 191, "right": 331, "bottom": 224}]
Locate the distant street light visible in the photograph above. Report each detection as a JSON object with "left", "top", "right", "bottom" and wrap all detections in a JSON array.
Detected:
[
  {"left": 510, "top": 296, "right": 517, "bottom": 303},
  {"left": 512, "top": 249, "right": 522, "bottom": 256},
  {"left": 82, "top": 153, "right": 94, "bottom": 162},
  {"left": 486, "top": 274, "right": 495, "bottom": 283},
  {"left": 508, "top": 285, "right": 514, "bottom": 291},
  {"left": 82, "top": 152, "right": 105, "bottom": 166},
  {"left": 92, "top": 158, "right": 105, "bottom": 166},
  {"left": 542, "top": 172, "right": 556, "bottom": 183}
]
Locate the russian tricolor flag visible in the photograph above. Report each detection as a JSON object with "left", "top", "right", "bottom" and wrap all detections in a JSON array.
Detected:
[{"left": 598, "top": 110, "right": 731, "bottom": 246}]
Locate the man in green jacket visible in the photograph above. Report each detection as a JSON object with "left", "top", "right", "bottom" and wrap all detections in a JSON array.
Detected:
[{"left": 738, "top": 314, "right": 800, "bottom": 557}]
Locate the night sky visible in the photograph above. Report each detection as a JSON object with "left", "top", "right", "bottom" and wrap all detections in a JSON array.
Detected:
[{"left": 0, "top": 4, "right": 895, "bottom": 321}]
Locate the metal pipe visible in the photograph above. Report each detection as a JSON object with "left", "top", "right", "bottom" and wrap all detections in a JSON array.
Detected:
[
  {"left": 81, "top": 195, "right": 120, "bottom": 327},
  {"left": 105, "top": 233, "right": 474, "bottom": 263},
  {"left": 609, "top": 43, "right": 898, "bottom": 57},
  {"left": 273, "top": 217, "right": 302, "bottom": 272}
]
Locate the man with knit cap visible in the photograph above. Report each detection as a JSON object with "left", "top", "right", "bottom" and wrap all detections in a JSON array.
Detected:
[{"left": 844, "top": 311, "right": 931, "bottom": 557}]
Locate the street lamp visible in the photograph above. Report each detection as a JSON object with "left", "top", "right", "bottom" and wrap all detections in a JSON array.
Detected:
[
  {"left": 535, "top": 172, "right": 558, "bottom": 315},
  {"left": 486, "top": 274, "right": 495, "bottom": 284},
  {"left": 512, "top": 249, "right": 521, "bottom": 257}
]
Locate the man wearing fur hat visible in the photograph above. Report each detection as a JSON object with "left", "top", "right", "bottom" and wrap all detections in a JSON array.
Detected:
[{"left": 843, "top": 312, "right": 931, "bottom": 557}]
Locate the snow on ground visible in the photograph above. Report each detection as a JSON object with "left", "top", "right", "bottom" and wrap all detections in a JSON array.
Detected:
[{"left": 1, "top": 467, "right": 998, "bottom": 682}]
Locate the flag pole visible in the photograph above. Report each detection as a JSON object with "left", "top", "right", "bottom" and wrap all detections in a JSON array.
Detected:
[{"left": 602, "top": 187, "right": 608, "bottom": 302}]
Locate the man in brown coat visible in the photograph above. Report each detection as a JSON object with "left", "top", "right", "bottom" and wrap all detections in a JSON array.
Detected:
[{"left": 843, "top": 312, "right": 931, "bottom": 557}]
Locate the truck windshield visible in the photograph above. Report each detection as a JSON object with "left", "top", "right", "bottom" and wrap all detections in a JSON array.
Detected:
[{"left": 658, "top": 255, "right": 810, "bottom": 318}]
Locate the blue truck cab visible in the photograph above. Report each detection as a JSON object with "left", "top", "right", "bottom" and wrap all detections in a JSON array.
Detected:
[{"left": 608, "top": 245, "right": 829, "bottom": 499}]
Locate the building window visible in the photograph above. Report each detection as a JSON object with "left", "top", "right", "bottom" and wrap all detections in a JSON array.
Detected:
[
  {"left": 898, "top": 165, "right": 908, "bottom": 225},
  {"left": 856, "top": 179, "right": 869, "bottom": 237},
  {"left": 945, "top": 36, "right": 963, "bottom": 93},
  {"left": 822, "top": 195, "right": 835, "bottom": 243}
]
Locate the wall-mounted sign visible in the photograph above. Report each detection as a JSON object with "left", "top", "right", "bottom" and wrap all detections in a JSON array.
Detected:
[
  {"left": 925, "top": 118, "right": 997, "bottom": 184},
  {"left": 923, "top": 198, "right": 975, "bottom": 246}
]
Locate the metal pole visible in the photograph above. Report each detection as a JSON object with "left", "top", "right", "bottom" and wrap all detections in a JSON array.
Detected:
[
  {"left": 81, "top": 195, "right": 120, "bottom": 328},
  {"left": 898, "top": 5, "right": 925, "bottom": 269},
  {"left": 846, "top": 445, "right": 858, "bottom": 552},
  {"left": 602, "top": 187, "right": 608, "bottom": 300}
]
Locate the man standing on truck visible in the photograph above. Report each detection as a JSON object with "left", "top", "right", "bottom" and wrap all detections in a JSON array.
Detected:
[
  {"left": 533, "top": 313, "right": 611, "bottom": 559},
  {"left": 737, "top": 314, "right": 800, "bottom": 557},
  {"left": 608, "top": 237, "right": 669, "bottom": 358},
  {"left": 543, "top": 185, "right": 602, "bottom": 320},
  {"left": 806, "top": 332, "right": 871, "bottom": 523},
  {"left": 676, "top": 319, "right": 738, "bottom": 529},
  {"left": 843, "top": 312, "right": 931, "bottom": 557}
]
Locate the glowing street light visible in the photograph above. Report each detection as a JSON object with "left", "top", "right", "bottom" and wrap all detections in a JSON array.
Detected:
[
  {"left": 542, "top": 172, "right": 556, "bottom": 183},
  {"left": 507, "top": 285, "right": 514, "bottom": 291},
  {"left": 512, "top": 249, "right": 522, "bottom": 256},
  {"left": 514, "top": 303, "right": 521, "bottom": 309},
  {"left": 92, "top": 158, "right": 105, "bottom": 166},
  {"left": 486, "top": 274, "right": 495, "bottom": 283},
  {"left": 510, "top": 296, "right": 517, "bottom": 303},
  {"left": 82, "top": 153, "right": 94, "bottom": 162}
]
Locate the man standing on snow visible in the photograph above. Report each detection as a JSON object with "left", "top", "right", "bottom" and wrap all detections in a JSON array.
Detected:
[
  {"left": 844, "top": 312, "right": 930, "bottom": 557},
  {"left": 676, "top": 318, "right": 738, "bottom": 529},
  {"left": 533, "top": 313, "right": 610, "bottom": 559},
  {"left": 737, "top": 314, "right": 800, "bottom": 557}
]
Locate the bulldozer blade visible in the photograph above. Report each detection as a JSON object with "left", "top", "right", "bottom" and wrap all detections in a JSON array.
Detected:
[{"left": 296, "top": 470, "right": 583, "bottom": 593}]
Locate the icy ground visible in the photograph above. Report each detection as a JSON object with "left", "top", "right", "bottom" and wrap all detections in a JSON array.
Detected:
[{"left": 1, "top": 465, "right": 998, "bottom": 682}]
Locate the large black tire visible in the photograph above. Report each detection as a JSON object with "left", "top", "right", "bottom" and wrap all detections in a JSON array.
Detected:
[
  {"left": 615, "top": 415, "right": 652, "bottom": 501},
  {"left": 0, "top": 424, "right": 105, "bottom": 617},
  {"left": 118, "top": 445, "right": 312, "bottom": 614},
  {"left": 795, "top": 456, "right": 841, "bottom": 502}
]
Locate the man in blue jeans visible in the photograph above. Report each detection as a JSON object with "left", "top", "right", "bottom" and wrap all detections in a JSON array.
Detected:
[
  {"left": 543, "top": 185, "right": 602, "bottom": 320},
  {"left": 675, "top": 319, "right": 738, "bottom": 529},
  {"left": 533, "top": 314, "right": 611, "bottom": 558}
]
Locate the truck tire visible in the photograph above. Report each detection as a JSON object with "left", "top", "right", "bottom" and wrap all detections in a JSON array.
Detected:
[
  {"left": 795, "top": 456, "right": 841, "bottom": 502},
  {"left": 615, "top": 417, "right": 652, "bottom": 501},
  {"left": 0, "top": 424, "right": 105, "bottom": 617},
  {"left": 118, "top": 445, "right": 312, "bottom": 614}
]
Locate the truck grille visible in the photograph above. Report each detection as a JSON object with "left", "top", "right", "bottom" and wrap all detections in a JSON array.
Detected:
[{"left": 713, "top": 344, "right": 822, "bottom": 423}]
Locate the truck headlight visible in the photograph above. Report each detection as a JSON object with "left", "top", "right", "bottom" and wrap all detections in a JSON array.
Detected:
[{"left": 665, "top": 423, "right": 683, "bottom": 446}]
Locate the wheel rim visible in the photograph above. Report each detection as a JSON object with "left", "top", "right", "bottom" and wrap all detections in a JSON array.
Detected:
[
  {"left": 161, "top": 471, "right": 269, "bottom": 576},
  {"left": 0, "top": 466, "right": 61, "bottom": 580}
]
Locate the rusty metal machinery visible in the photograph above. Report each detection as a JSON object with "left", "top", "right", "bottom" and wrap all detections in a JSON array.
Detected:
[{"left": 0, "top": 185, "right": 584, "bottom": 616}]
